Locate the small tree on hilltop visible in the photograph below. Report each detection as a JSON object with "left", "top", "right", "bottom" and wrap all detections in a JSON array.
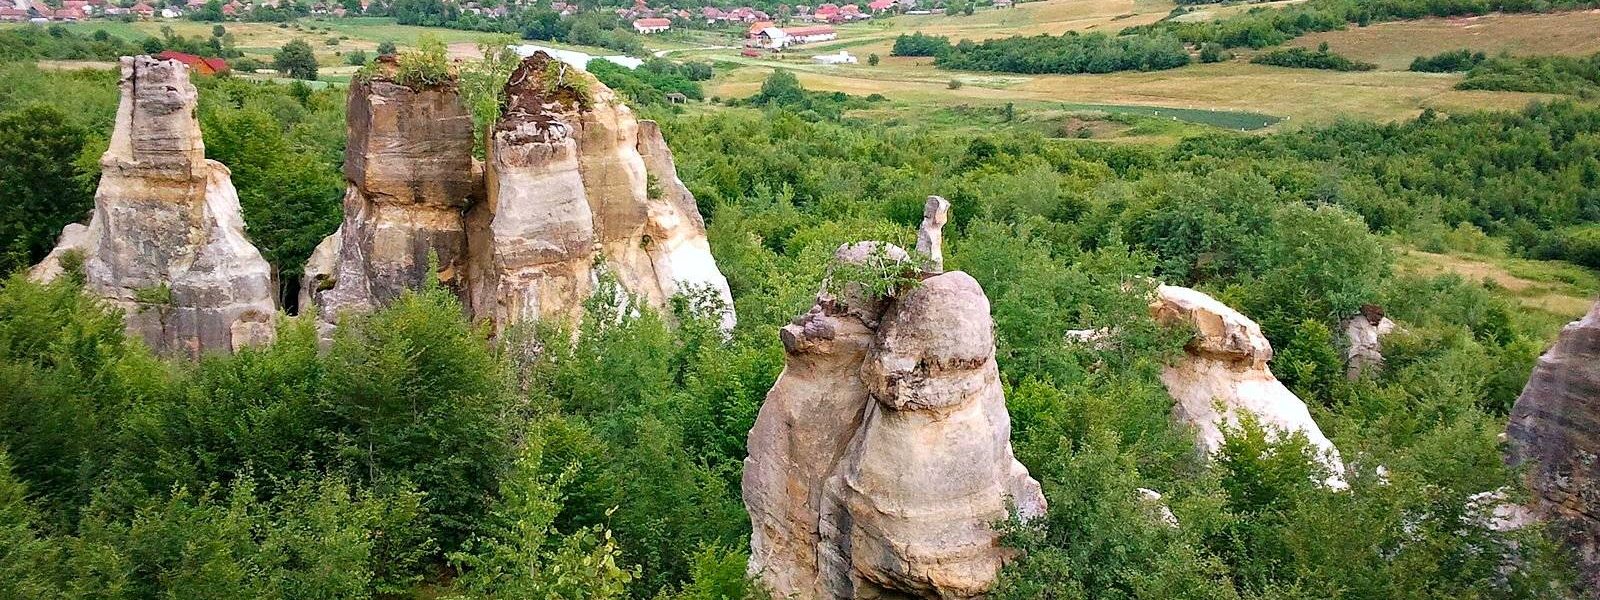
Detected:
[
  {"left": 868, "top": 53, "right": 880, "bottom": 66},
  {"left": 274, "top": 38, "right": 318, "bottom": 80}
]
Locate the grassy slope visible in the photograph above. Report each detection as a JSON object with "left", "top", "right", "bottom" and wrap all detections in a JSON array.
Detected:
[{"left": 1289, "top": 10, "right": 1600, "bottom": 70}]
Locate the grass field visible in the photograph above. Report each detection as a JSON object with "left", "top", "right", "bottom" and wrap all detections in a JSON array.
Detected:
[
  {"left": 681, "top": 0, "right": 1595, "bottom": 130},
  {"left": 1289, "top": 10, "right": 1600, "bottom": 70},
  {"left": 1397, "top": 248, "right": 1599, "bottom": 326}
]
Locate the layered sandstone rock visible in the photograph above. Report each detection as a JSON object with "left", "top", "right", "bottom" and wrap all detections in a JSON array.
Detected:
[
  {"left": 31, "top": 56, "right": 276, "bottom": 357},
  {"left": 1152, "top": 285, "right": 1347, "bottom": 488},
  {"left": 1343, "top": 304, "right": 1396, "bottom": 380},
  {"left": 309, "top": 61, "right": 479, "bottom": 323},
  {"left": 311, "top": 53, "right": 734, "bottom": 334},
  {"left": 466, "top": 53, "right": 734, "bottom": 332},
  {"left": 744, "top": 200, "right": 1044, "bottom": 599},
  {"left": 1506, "top": 300, "right": 1600, "bottom": 592}
]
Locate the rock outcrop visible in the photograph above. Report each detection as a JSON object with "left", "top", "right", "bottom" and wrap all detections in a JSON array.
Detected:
[
  {"left": 309, "top": 53, "right": 734, "bottom": 334},
  {"left": 466, "top": 53, "right": 734, "bottom": 333},
  {"left": 1506, "top": 300, "right": 1600, "bottom": 592},
  {"left": 31, "top": 56, "right": 276, "bottom": 357},
  {"left": 1343, "top": 304, "right": 1396, "bottom": 379},
  {"left": 1152, "top": 285, "right": 1347, "bottom": 488},
  {"left": 307, "top": 60, "right": 479, "bottom": 322},
  {"left": 743, "top": 199, "right": 1044, "bottom": 599}
]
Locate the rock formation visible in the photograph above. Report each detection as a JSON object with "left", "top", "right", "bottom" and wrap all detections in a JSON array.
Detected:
[
  {"left": 1506, "top": 299, "right": 1600, "bottom": 592},
  {"left": 743, "top": 200, "right": 1044, "bottom": 599},
  {"left": 309, "top": 53, "right": 734, "bottom": 334},
  {"left": 1152, "top": 285, "right": 1348, "bottom": 488},
  {"left": 307, "top": 59, "right": 479, "bottom": 322},
  {"left": 31, "top": 56, "right": 276, "bottom": 357},
  {"left": 1343, "top": 303, "right": 1396, "bottom": 379},
  {"left": 466, "top": 53, "right": 734, "bottom": 333}
]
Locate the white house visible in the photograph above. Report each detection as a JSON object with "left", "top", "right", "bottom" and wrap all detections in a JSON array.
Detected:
[
  {"left": 632, "top": 17, "right": 670, "bottom": 33},
  {"left": 812, "top": 50, "right": 857, "bottom": 64},
  {"left": 753, "top": 25, "right": 837, "bottom": 49}
]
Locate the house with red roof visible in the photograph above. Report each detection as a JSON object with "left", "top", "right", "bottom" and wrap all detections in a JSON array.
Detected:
[
  {"left": 746, "top": 20, "right": 773, "bottom": 37},
  {"left": 868, "top": 0, "right": 895, "bottom": 12},
  {"left": 130, "top": 2, "right": 155, "bottom": 17},
  {"left": 0, "top": 6, "right": 27, "bottom": 20},
  {"left": 157, "top": 51, "right": 230, "bottom": 75},
  {"left": 221, "top": 1, "right": 241, "bottom": 16},
  {"left": 632, "top": 17, "right": 670, "bottom": 33}
]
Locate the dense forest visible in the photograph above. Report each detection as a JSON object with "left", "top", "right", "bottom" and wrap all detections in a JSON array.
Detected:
[{"left": 1, "top": 45, "right": 1599, "bottom": 598}]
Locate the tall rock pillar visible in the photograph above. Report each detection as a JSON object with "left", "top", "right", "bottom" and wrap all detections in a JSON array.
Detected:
[
  {"left": 309, "top": 60, "right": 478, "bottom": 322},
  {"left": 742, "top": 200, "right": 1044, "bottom": 599},
  {"left": 32, "top": 55, "right": 276, "bottom": 357}
]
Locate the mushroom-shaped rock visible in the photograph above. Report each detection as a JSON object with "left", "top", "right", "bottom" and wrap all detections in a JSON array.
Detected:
[
  {"left": 31, "top": 56, "right": 276, "bottom": 357},
  {"left": 1506, "top": 299, "right": 1600, "bottom": 592},
  {"left": 743, "top": 238, "right": 1043, "bottom": 599},
  {"left": 1152, "top": 285, "right": 1347, "bottom": 488}
]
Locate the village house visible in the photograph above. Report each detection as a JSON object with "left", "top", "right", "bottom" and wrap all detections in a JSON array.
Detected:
[
  {"left": 157, "top": 50, "right": 230, "bottom": 75},
  {"left": 131, "top": 2, "right": 155, "bottom": 17},
  {"left": 868, "top": 0, "right": 894, "bottom": 13},
  {"left": 752, "top": 24, "right": 836, "bottom": 49},
  {"left": 812, "top": 50, "right": 856, "bottom": 64},
  {"left": 632, "top": 16, "right": 670, "bottom": 33}
]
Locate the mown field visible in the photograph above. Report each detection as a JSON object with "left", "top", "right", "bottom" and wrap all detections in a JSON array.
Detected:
[{"left": 682, "top": 0, "right": 1600, "bottom": 130}]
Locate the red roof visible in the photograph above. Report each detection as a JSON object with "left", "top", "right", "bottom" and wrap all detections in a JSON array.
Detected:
[
  {"left": 747, "top": 20, "right": 773, "bottom": 35},
  {"left": 131, "top": 2, "right": 154, "bottom": 12},
  {"left": 868, "top": 0, "right": 893, "bottom": 8},
  {"left": 783, "top": 25, "right": 835, "bottom": 36},
  {"left": 156, "top": 50, "right": 228, "bottom": 75},
  {"left": 815, "top": 2, "right": 838, "bottom": 14},
  {"left": 633, "top": 17, "right": 670, "bottom": 27}
]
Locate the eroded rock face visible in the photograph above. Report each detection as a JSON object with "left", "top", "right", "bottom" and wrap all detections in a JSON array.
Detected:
[
  {"left": 1506, "top": 300, "right": 1600, "bottom": 592},
  {"left": 312, "top": 53, "right": 734, "bottom": 334},
  {"left": 743, "top": 203, "right": 1044, "bottom": 599},
  {"left": 311, "top": 63, "right": 479, "bottom": 324},
  {"left": 1343, "top": 304, "right": 1396, "bottom": 380},
  {"left": 1152, "top": 285, "right": 1347, "bottom": 488},
  {"left": 31, "top": 56, "right": 276, "bottom": 357},
  {"left": 467, "top": 53, "right": 734, "bottom": 333}
]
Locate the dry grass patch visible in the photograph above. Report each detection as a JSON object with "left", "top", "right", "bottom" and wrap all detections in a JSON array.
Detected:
[{"left": 1289, "top": 10, "right": 1600, "bottom": 70}]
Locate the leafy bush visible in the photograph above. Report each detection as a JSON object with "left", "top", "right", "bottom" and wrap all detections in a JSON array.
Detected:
[
  {"left": 393, "top": 34, "right": 452, "bottom": 88},
  {"left": 1410, "top": 48, "right": 1488, "bottom": 72},
  {"left": 1250, "top": 44, "right": 1377, "bottom": 71},
  {"left": 1457, "top": 52, "right": 1600, "bottom": 96},
  {"left": 891, "top": 32, "right": 953, "bottom": 57},
  {"left": 936, "top": 31, "right": 1190, "bottom": 75}
]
